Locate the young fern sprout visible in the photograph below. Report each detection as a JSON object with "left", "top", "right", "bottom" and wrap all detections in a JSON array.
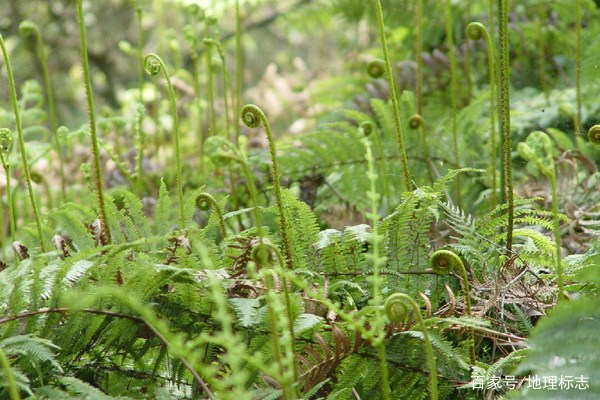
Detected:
[
  {"left": 360, "top": 121, "right": 391, "bottom": 211},
  {"left": 204, "top": 135, "right": 264, "bottom": 242},
  {"left": 384, "top": 293, "right": 438, "bottom": 400},
  {"left": 0, "top": 128, "right": 16, "bottom": 246},
  {"left": 370, "top": 0, "right": 412, "bottom": 192},
  {"left": 204, "top": 16, "right": 218, "bottom": 134},
  {"left": 251, "top": 241, "right": 298, "bottom": 399},
  {"left": 408, "top": 114, "right": 434, "bottom": 183},
  {"left": 366, "top": 58, "right": 385, "bottom": 79},
  {"left": 19, "top": 21, "right": 65, "bottom": 201},
  {"left": 241, "top": 104, "right": 294, "bottom": 269},
  {"left": 0, "top": 34, "right": 46, "bottom": 252},
  {"left": 588, "top": 125, "right": 600, "bottom": 144},
  {"left": 204, "top": 38, "right": 231, "bottom": 136},
  {"left": 466, "top": 21, "right": 498, "bottom": 209},
  {"left": 76, "top": 0, "right": 111, "bottom": 245},
  {"left": 498, "top": 0, "right": 514, "bottom": 253},
  {"left": 195, "top": 192, "right": 226, "bottom": 239},
  {"left": 430, "top": 249, "right": 475, "bottom": 364},
  {"left": 517, "top": 131, "right": 566, "bottom": 300},
  {"left": 362, "top": 136, "right": 391, "bottom": 400},
  {"left": 445, "top": 0, "right": 462, "bottom": 208},
  {"left": 144, "top": 53, "right": 185, "bottom": 229}
]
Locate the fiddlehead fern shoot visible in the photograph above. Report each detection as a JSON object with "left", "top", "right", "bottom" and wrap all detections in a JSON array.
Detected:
[
  {"left": 498, "top": 0, "right": 514, "bottom": 253},
  {"left": 0, "top": 34, "right": 46, "bottom": 252},
  {"left": 241, "top": 104, "right": 294, "bottom": 269},
  {"left": 384, "top": 293, "right": 438, "bottom": 400},
  {"left": 466, "top": 21, "right": 498, "bottom": 209},
  {"left": 445, "top": 0, "right": 462, "bottom": 207},
  {"left": 76, "top": 0, "right": 111, "bottom": 244},
  {"left": 144, "top": 53, "right": 185, "bottom": 229},
  {"left": 370, "top": 0, "right": 412, "bottom": 192},
  {"left": 367, "top": 58, "right": 385, "bottom": 79},
  {"left": 196, "top": 193, "right": 226, "bottom": 238},
  {"left": 430, "top": 249, "right": 475, "bottom": 363},
  {"left": 588, "top": 125, "right": 600, "bottom": 144}
]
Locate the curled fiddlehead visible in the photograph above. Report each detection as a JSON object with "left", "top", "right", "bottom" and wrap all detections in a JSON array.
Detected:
[
  {"left": 144, "top": 53, "right": 185, "bottom": 229},
  {"left": 430, "top": 249, "right": 462, "bottom": 275},
  {"left": 359, "top": 121, "right": 376, "bottom": 137},
  {"left": 241, "top": 104, "right": 294, "bottom": 269},
  {"left": 408, "top": 114, "right": 425, "bottom": 130},
  {"left": 408, "top": 114, "right": 433, "bottom": 183},
  {"left": 251, "top": 240, "right": 299, "bottom": 395},
  {"left": 0, "top": 34, "right": 46, "bottom": 252},
  {"left": 467, "top": 21, "right": 498, "bottom": 210},
  {"left": 196, "top": 193, "right": 226, "bottom": 238},
  {"left": 430, "top": 249, "right": 475, "bottom": 364},
  {"left": 588, "top": 125, "right": 600, "bottom": 144},
  {"left": 383, "top": 293, "right": 438, "bottom": 400},
  {"left": 367, "top": 58, "right": 385, "bottom": 79}
]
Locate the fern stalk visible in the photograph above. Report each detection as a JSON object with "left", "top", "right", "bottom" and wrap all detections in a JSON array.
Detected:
[
  {"left": 76, "top": 0, "right": 111, "bottom": 245},
  {"left": 19, "top": 21, "right": 65, "bottom": 202},
  {"left": 133, "top": 0, "right": 145, "bottom": 196},
  {"left": 575, "top": 0, "right": 582, "bottom": 134},
  {"left": 466, "top": 22, "right": 497, "bottom": 209},
  {"left": 384, "top": 293, "right": 438, "bottom": 400},
  {"left": 363, "top": 137, "right": 391, "bottom": 399},
  {"left": 234, "top": 0, "right": 243, "bottom": 145},
  {"left": 498, "top": 0, "right": 514, "bottom": 253},
  {"left": 241, "top": 105, "right": 294, "bottom": 269},
  {"left": 445, "top": 0, "right": 462, "bottom": 208},
  {"left": 144, "top": 53, "right": 185, "bottom": 229},
  {"left": 0, "top": 34, "right": 46, "bottom": 252},
  {"left": 370, "top": 0, "right": 412, "bottom": 192},
  {"left": 0, "top": 347, "right": 20, "bottom": 400}
]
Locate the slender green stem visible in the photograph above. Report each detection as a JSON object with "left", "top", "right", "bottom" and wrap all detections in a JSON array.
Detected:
[
  {"left": 363, "top": 137, "right": 390, "bottom": 399},
  {"left": 361, "top": 121, "right": 390, "bottom": 211},
  {"left": 550, "top": 174, "right": 565, "bottom": 300},
  {"left": 0, "top": 347, "right": 20, "bottom": 400},
  {"left": 19, "top": 21, "right": 64, "bottom": 202},
  {"left": 371, "top": 0, "right": 412, "bottom": 192},
  {"left": 235, "top": 0, "right": 243, "bottom": 145},
  {"left": 498, "top": 0, "right": 514, "bottom": 253},
  {"left": 408, "top": 115, "right": 434, "bottom": 184},
  {"left": 76, "top": 0, "right": 111, "bottom": 245},
  {"left": 241, "top": 105, "right": 294, "bottom": 269},
  {"left": 0, "top": 142, "right": 16, "bottom": 249},
  {"left": 0, "top": 35, "right": 46, "bottom": 252},
  {"left": 415, "top": 0, "right": 423, "bottom": 116},
  {"left": 384, "top": 293, "right": 438, "bottom": 400},
  {"left": 536, "top": 3, "right": 549, "bottom": 104},
  {"left": 205, "top": 39, "right": 230, "bottom": 135},
  {"left": 575, "top": 0, "right": 582, "bottom": 134},
  {"left": 430, "top": 249, "right": 475, "bottom": 364},
  {"left": 134, "top": 1, "right": 145, "bottom": 196},
  {"left": 445, "top": 0, "right": 462, "bottom": 208},
  {"left": 144, "top": 53, "right": 185, "bottom": 229},
  {"left": 466, "top": 22, "right": 497, "bottom": 209},
  {"left": 205, "top": 21, "right": 216, "bottom": 135}
]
